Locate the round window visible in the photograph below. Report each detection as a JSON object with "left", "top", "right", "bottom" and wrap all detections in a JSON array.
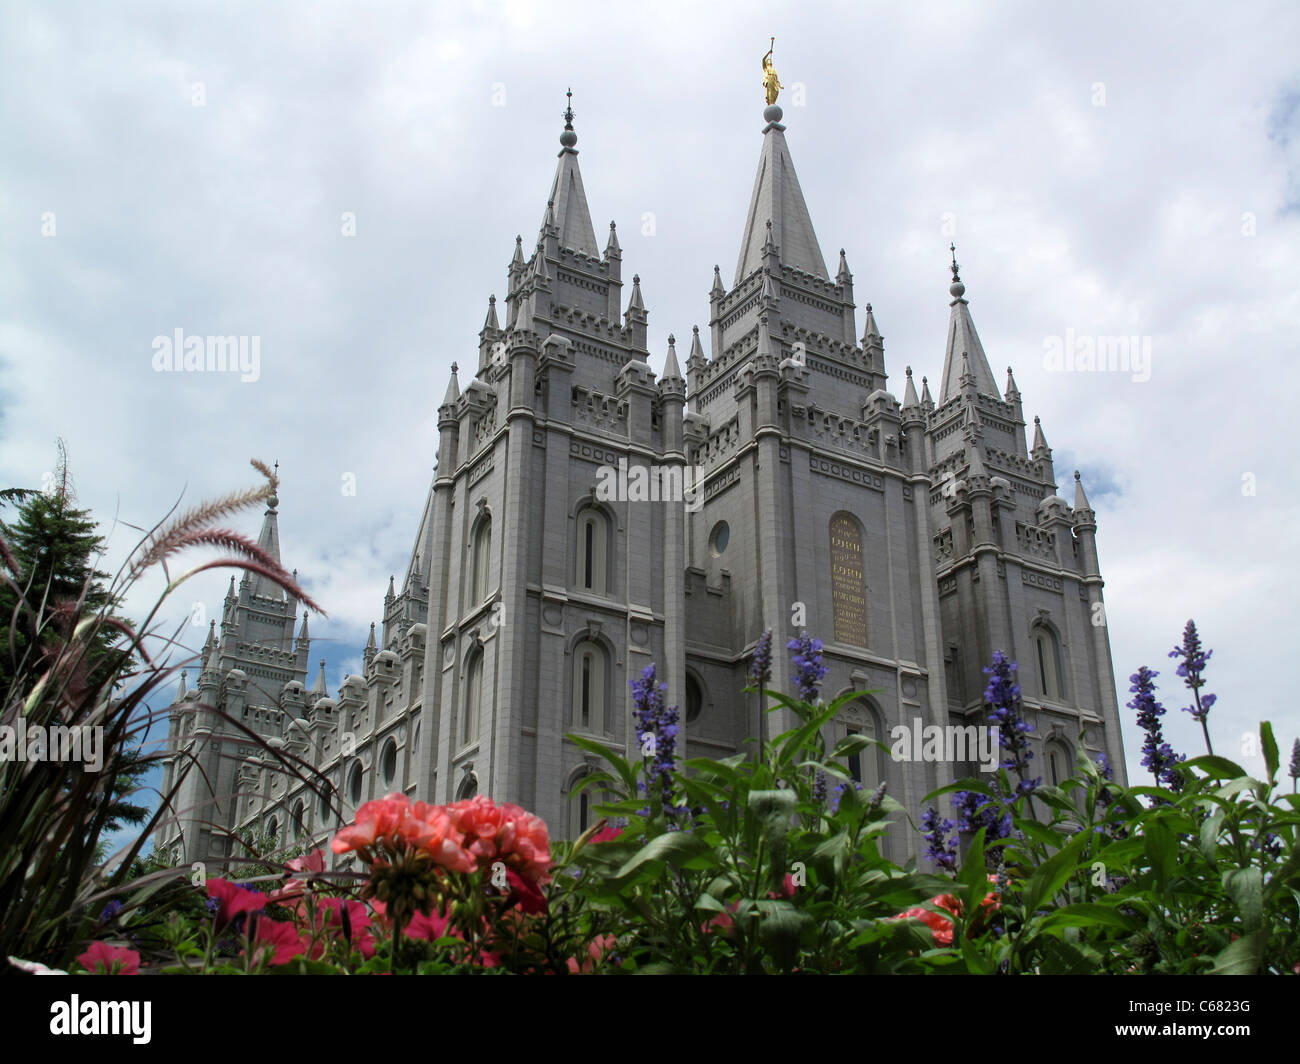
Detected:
[
  {"left": 709, "top": 521, "right": 730, "bottom": 557},
  {"left": 686, "top": 674, "right": 703, "bottom": 723}
]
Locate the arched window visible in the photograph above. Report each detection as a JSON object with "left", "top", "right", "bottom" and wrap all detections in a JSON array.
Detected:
[
  {"left": 348, "top": 762, "right": 364, "bottom": 806},
  {"left": 462, "top": 651, "right": 483, "bottom": 746},
  {"left": 572, "top": 640, "right": 609, "bottom": 733},
  {"left": 265, "top": 816, "right": 279, "bottom": 843},
  {"left": 567, "top": 769, "right": 610, "bottom": 840},
  {"left": 839, "top": 700, "right": 884, "bottom": 793},
  {"left": 456, "top": 773, "right": 478, "bottom": 801},
  {"left": 1033, "top": 624, "right": 1065, "bottom": 701},
  {"left": 470, "top": 516, "right": 492, "bottom": 605},
  {"left": 381, "top": 738, "right": 398, "bottom": 786},
  {"left": 576, "top": 508, "right": 610, "bottom": 595},
  {"left": 1046, "top": 740, "right": 1073, "bottom": 787},
  {"left": 291, "top": 799, "right": 306, "bottom": 839}
]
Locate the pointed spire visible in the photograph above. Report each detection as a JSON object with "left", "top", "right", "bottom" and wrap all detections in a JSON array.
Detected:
[
  {"left": 662, "top": 335, "right": 682, "bottom": 382},
  {"left": 938, "top": 247, "right": 1001, "bottom": 403},
  {"left": 760, "top": 268, "right": 778, "bottom": 304},
  {"left": 861, "top": 302, "right": 881, "bottom": 344},
  {"left": 174, "top": 669, "right": 188, "bottom": 703},
  {"left": 386, "top": 574, "right": 396, "bottom": 601},
  {"left": 246, "top": 489, "right": 284, "bottom": 599},
  {"left": 1073, "top": 470, "right": 1092, "bottom": 512},
  {"left": 538, "top": 91, "right": 599, "bottom": 257},
  {"left": 514, "top": 292, "right": 534, "bottom": 334},
  {"left": 1004, "top": 365, "right": 1021, "bottom": 402},
  {"left": 532, "top": 247, "right": 550, "bottom": 284},
  {"left": 202, "top": 620, "right": 219, "bottom": 675},
  {"left": 483, "top": 295, "right": 499, "bottom": 332},
  {"left": 225, "top": 575, "right": 236, "bottom": 600},
  {"left": 688, "top": 325, "right": 706, "bottom": 364},
  {"left": 902, "top": 366, "right": 920, "bottom": 408},
  {"left": 627, "top": 274, "right": 645, "bottom": 314},
  {"left": 365, "top": 622, "right": 377, "bottom": 651},
  {"left": 968, "top": 444, "right": 987, "bottom": 478},
  {"left": 921, "top": 375, "right": 934, "bottom": 408},
  {"left": 605, "top": 220, "right": 620, "bottom": 257},
  {"left": 1031, "top": 414, "right": 1050, "bottom": 454},
  {"left": 511, "top": 234, "right": 524, "bottom": 268},
  {"left": 442, "top": 363, "right": 460, "bottom": 407},
  {"left": 836, "top": 248, "right": 852, "bottom": 284},
  {"left": 734, "top": 111, "right": 829, "bottom": 284},
  {"left": 710, "top": 264, "right": 726, "bottom": 299},
  {"left": 297, "top": 612, "right": 310, "bottom": 643},
  {"left": 312, "top": 659, "right": 328, "bottom": 698}
]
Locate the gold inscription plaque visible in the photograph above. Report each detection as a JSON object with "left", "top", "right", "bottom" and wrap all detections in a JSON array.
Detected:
[{"left": 829, "top": 514, "right": 867, "bottom": 646}]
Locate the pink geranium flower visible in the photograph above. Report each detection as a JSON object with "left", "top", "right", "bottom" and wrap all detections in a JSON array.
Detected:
[
  {"left": 269, "top": 849, "right": 327, "bottom": 908},
  {"left": 247, "top": 918, "right": 309, "bottom": 966},
  {"left": 76, "top": 942, "right": 139, "bottom": 975},
  {"left": 331, "top": 793, "right": 476, "bottom": 873},
  {"left": 311, "top": 897, "right": 376, "bottom": 960},
  {"left": 205, "top": 878, "right": 266, "bottom": 929},
  {"left": 566, "top": 933, "right": 617, "bottom": 974},
  {"left": 445, "top": 796, "right": 552, "bottom": 884}
]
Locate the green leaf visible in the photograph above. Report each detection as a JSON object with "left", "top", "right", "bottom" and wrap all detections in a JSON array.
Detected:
[
  {"left": 1021, "top": 830, "right": 1091, "bottom": 915},
  {"left": 1038, "top": 936, "right": 1098, "bottom": 975},
  {"left": 1261, "top": 722, "right": 1279, "bottom": 785},
  {"left": 1038, "top": 903, "right": 1140, "bottom": 933},
  {"left": 1142, "top": 818, "right": 1176, "bottom": 894},
  {"left": 1017, "top": 821, "right": 1066, "bottom": 849},
  {"left": 1209, "top": 930, "right": 1264, "bottom": 975},
  {"left": 1182, "top": 755, "right": 1249, "bottom": 779},
  {"left": 612, "top": 831, "right": 712, "bottom": 880},
  {"left": 1198, "top": 809, "right": 1225, "bottom": 863},
  {"left": 921, "top": 777, "right": 997, "bottom": 805},
  {"left": 1222, "top": 867, "right": 1263, "bottom": 932}
]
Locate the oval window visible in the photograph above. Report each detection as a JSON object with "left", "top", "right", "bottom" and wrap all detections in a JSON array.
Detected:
[{"left": 709, "top": 521, "right": 730, "bottom": 557}]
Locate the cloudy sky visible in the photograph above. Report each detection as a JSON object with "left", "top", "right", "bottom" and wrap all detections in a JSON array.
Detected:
[{"left": 2, "top": 0, "right": 1297, "bottom": 803}]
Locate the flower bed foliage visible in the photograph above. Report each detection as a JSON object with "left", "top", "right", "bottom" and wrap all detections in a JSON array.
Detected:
[
  {"left": 51, "top": 625, "right": 1298, "bottom": 976},
  {"left": 4, "top": 467, "right": 1296, "bottom": 975}
]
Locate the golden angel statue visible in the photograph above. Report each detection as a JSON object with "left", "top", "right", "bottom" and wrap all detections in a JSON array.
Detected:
[{"left": 762, "top": 38, "right": 782, "bottom": 106}]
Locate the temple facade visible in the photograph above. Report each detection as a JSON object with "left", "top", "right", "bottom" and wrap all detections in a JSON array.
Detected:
[{"left": 157, "top": 94, "right": 1127, "bottom": 867}]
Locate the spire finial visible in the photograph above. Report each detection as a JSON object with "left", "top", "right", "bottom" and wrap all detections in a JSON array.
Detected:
[
  {"left": 949, "top": 243, "right": 966, "bottom": 299},
  {"left": 560, "top": 88, "right": 577, "bottom": 149},
  {"left": 451, "top": 361, "right": 458, "bottom": 374}
]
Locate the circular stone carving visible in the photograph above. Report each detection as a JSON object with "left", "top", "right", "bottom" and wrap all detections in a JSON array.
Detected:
[
  {"left": 630, "top": 624, "right": 649, "bottom": 646},
  {"left": 443, "top": 642, "right": 455, "bottom": 666},
  {"left": 901, "top": 676, "right": 917, "bottom": 698},
  {"left": 542, "top": 604, "right": 563, "bottom": 626}
]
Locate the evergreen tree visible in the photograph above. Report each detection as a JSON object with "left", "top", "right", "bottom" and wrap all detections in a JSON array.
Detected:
[{"left": 1, "top": 441, "right": 148, "bottom": 834}]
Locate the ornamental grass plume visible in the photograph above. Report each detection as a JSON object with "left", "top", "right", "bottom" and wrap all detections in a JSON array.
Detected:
[
  {"left": 1127, "top": 665, "right": 1185, "bottom": 792},
  {"left": 1169, "top": 619, "right": 1216, "bottom": 755}
]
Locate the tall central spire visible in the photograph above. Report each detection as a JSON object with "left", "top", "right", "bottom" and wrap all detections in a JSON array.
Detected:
[
  {"left": 734, "top": 102, "right": 828, "bottom": 285},
  {"left": 938, "top": 246, "right": 1001, "bottom": 403},
  {"left": 248, "top": 489, "right": 284, "bottom": 599},
  {"left": 540, "top": 88, "right": 600, "bottom": 257}
]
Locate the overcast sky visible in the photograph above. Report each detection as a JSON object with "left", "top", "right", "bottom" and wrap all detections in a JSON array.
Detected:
[{"left": 2, "top": 0, "right": 1298, "bottom": 803}]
